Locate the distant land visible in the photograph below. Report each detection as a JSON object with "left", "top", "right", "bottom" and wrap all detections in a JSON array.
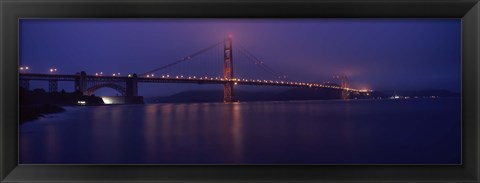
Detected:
[
  {"left": 381, "top": 90, "right": 460, "bottom": 98},
  {"left": 145, "top": 88, "right": 460, "bottom": 103},
  {"left": 19, "top": 88, "right": 104, "bottom": 122}
]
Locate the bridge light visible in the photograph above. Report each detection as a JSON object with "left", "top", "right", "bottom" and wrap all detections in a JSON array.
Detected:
[
  {"left": 113, "top": 73, "right": 116, "bottom": 76},
  {"left": 20, "top": 66, "right": 29, "bottom": 71},
  {"left": 151, "top": 74, "right": 154, "bottom": 77},
  {"left": 234, "top": 82, "right": 238, "bottom": 85},
  {"left": 128, "top": 74, "right": 132, "bottom": 77}
]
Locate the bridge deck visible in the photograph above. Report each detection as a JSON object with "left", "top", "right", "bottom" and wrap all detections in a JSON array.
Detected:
[
  {"left": 19, "top": 73, "right": 370, "bottom": 93},
  {"left": 138, "top": 77, "right": 366, "bottom": 92}
]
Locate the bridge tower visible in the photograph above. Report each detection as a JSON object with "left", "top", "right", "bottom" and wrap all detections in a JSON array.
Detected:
[
  {"left": 223, "top": 35, "right": 235, "bottom": 102},
  {"left": 75, "top": 71, "right": 87, "bottom": 94},
  {"left": 20, "top": 79, "right": 30, "bottom": 90},
  {"left": 49, "top": 80, "right": 58, "bottom": 92},
  {"left": 340, "top": 74, "right": 349, "bottom": 100},
  {"left": 126, "top": 73, "right": 138, "bottom": 97}
]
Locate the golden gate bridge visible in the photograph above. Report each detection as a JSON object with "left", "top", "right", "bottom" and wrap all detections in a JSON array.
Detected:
[{"left": 19, "top": 36, "right": 371, "bottom": 103}]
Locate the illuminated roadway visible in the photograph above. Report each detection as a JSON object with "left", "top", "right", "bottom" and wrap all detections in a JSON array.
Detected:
[{"left": 19, "top": 73, "right": 371, "bottom": 93}]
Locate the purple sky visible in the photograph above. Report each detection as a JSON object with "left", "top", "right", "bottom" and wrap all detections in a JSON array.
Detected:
[{"left": 20, "top": 19, "right": 461, "bottom": 97}]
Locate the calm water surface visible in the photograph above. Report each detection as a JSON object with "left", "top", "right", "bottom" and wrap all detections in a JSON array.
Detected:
[{"left": 20, "top": 98, "right": 461, "bottom": 164}]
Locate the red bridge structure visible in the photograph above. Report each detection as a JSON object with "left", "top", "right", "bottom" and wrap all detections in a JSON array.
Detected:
[{"left": 19, "top": 36, "right": 371, "bottom": 103}]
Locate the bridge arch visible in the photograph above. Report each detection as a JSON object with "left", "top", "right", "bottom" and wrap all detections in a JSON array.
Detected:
[{"left": 86, "top": 83, "right": 127, "bottom": 96}]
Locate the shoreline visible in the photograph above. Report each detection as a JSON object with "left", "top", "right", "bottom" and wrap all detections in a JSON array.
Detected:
[{"left": 20, "top": 104, "right": 66, "bottom": 124}]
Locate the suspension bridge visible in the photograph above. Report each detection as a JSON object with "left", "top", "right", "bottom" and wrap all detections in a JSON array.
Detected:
[{"left": 19, "top": 36, "right": 371, "bottom": 103}]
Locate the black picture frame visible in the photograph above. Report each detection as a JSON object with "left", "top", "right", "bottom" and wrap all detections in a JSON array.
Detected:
[{"left": 1, "top": 0, "right": 479, "bottom": 182}]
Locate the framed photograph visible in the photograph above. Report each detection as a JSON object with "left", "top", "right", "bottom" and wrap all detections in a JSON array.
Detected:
[{"left": 1, "top": 0, "right": 479, "bottom": 182}]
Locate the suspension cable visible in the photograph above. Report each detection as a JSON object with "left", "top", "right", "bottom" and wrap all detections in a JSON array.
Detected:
[
  {"left": 236, "top": 44, "right": 287, "bottom": 79},
  {"left": 141, "top": 41, "right": 223, "bottom": 76}
]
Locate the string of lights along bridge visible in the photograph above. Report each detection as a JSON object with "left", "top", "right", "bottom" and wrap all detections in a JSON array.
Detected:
[{"left": 19, "top": 35, "right": 372, "bottom": 102}]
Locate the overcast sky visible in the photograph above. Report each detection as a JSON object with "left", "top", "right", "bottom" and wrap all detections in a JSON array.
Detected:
[{"left": 20, "top": 19, "right": 461, "bottom": 97}]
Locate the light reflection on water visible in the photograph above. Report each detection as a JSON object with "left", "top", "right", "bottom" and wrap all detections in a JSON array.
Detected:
[{"left": 20, "top": 98, "right": 461, "bottom": 164}]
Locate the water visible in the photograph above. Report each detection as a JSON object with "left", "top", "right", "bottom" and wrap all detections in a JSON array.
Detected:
[{"left": 20, "top": 98, "right": 461, "bottom": 164}]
